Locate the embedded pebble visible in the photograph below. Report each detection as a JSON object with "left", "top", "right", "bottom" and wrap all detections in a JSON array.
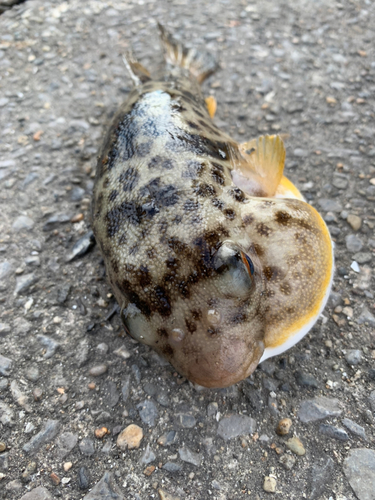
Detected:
[
  {"left": 88, "top": 364, "right": 108, "bottom": 376},
  {"left": 285, "top": 436, "right": 306, "bottom": 455},
  {"left": 24, "top": 422, "right": 36, "bottom": 434},
  {"left": 345, "top": 349, "right": 362, "bottom": 366},
  {"left": 23, "top": 420, "right": 61, "bottom": 454},
  {"left": 12, "top": 215, "right": 35, "bottom": 231},
  {"left": 121, "top": 376, "right": 131, "bottom": 402},
  {"left": 347, "top": 214, "right": 362, "bottom": 231},
  {"left": 342, "top": 418, "right": 366, "bottom": 440},
  {"left": 36, "top": 335, "right": 59, "bottom": 359},
  {"left": 10, "top": 380, "right": 29, "bottom": 409},
  {"left": 56, "top": 284, "right": 71, "bottom": 304},
  {"left": 263, "top": 476, "right": 276, "bottom": 493},
  {"left": 137, "top": 399, "right": 158, "bottom": 427},
  {"left": 279, "top": 454, "right": 296, "bottom": 470},
  {"left": 175, "top": 413, "right": 196, "bottom": 428},
  {"left": 19, "top": 486, "right": 53, "bottom": 500},
  {"left": 295, "top": 370, "right": 319, "bottom": 388},
  {"left": 0, "top": 354, "right": 12, "bottom": 376},
  {"left": 79, "top": 438, "right": 95, "bottom": 456},
  {"left": 43, "top": 213, "right": 72, "bottom": 231},
  {"left": 78, "top": 466, "right": 90, "bottom": 490},
  {"left": 66, "top": 230, "right": 95, "bottom": 262},
  {"left": 309, "top": 457, "right": 334, "bottom": 500},
  {"left": 217, "top": 414, "right": 256, "bottom": 441},
  {"left": 344, "top": 448, "right": 375, "bottom": 500},
  {"left": 319, "top": 424, "right": 349, "bottom": 441},
  {"left": 207, "top": 402, "right": 219, "bottom": 417},
  {"left": 140, "top": 444, "right": 156, "bottom": 465},
  {"left": 25, "top": 366, "right": 40, "bottom": 382},
  {"left": 318, "top": 198, "right": 342, "bottom": 212},
  {"left": 162, "top": 462, "right": 182, "bottom": 473},
  {"left": 71, "top": 186, "right": 85, "bottom": 201},
  {"left": 82, "top": 472, "right": 124, "bottom": 500},
  {"left": 103, "top": 380, "right": 120, "bottom": 408},
  {"left": 353, "top": 252, "right": 372, "bottom": 264},
  {"left": 116, "top": 424, "right": 143, "bottom": 450},
  {"left": 351, "top": 261, "right": 360, "bottom": 273},
  {"left": 21, "top": 461, "right": 37, "bottom": 482},
  {"left": 0, "top": 261, "right": 12, "bottom": 280},
  {"left": 298, "top": 396, "right": 342, "bottom": 422},
  {"left": 0, "top": 402, "right": 15, "bottom": 426},
  {"left": 276, "top": 418, "right": 292, "bottom": 436},
  {"left": 0, "top": 452, "right": 9, "bottom": 470},
  {"left": 114, "top": 346, "right": 131, "bottom": 359},
  {"left": 0, "top": 442, "right": 5, "bottom": 452},
  {"left": 357, "top": 308, "right": 375, "bottom": 327},
  {"left": 15, "top": 273, "right": 38, "bottom": 295},
  {"left": 157, "top": 430, "right": 177, "bottom": 447},
  {"left": 179, "top": 446, "right": 202, "bottom": 466},
  {"left": 345, "top": 234, "right": 363, "bottom": 253},
  {"left": 55, "top": 432, "right": 78, "bottom": 459}
]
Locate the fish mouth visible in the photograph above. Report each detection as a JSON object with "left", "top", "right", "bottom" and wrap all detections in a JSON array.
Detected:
[{"left": 181, "top": 338, "right": 265, "bottom": 389}]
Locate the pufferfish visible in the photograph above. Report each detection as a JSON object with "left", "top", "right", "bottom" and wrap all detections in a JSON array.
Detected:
[{"left": 92, "top": 24, "right": 334, "bottom": 388}]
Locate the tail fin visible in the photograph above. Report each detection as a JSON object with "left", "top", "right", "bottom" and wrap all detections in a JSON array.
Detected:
[
  {"left": 122, "top": 51, "right": 151, "bottom": 86},
  {"left": 158, "top": 23, "right": 218, "bottom": 83}
]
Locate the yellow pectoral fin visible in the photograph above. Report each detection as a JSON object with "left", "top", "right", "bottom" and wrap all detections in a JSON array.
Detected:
[
  {"left": 205, "top": 96, "right": 217, "bottom": 118},
  {"left": 275, "top": 176, "right": 305, "bottom": 201},
  {"left": 237, "top": 135, "right": 286, "bottom": 196}
]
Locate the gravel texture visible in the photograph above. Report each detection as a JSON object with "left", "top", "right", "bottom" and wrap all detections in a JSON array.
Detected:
[{"left": 0, "top": 0, "right": 375, "bottom": 499}]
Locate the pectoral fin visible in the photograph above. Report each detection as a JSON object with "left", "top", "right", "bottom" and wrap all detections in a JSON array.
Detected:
[{"left": 237, "top": 135, "right": 285, "bottom": 196}]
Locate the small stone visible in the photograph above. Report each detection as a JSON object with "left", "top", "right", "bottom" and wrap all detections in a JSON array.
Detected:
[
  {"left": 50, "top": 472, "right": 60, "bottom": 485},
  {"left": 0, "top": 443, "right": 6, "bottom": 452},
  {"left": 345, "top": 234, "right": 363, "bottom": 253},
  {"left": 37, "top": 335, "right": 59, "bottom": 359},
  {"left": 263, "top": 476, "right": 276, "bottom": 493},
  {"left": 309, "top": 456, "right": 334, "bottom": 500},
  {"left": 0, "top": 261, "right": 12, "bottom": 280},
  {"left": 0, "top": 323, "right": 10, "bottom": 337},
  {"left": 276, "top": 418, "right": 292, "bottom": 436},
  {"left": 285, "top": 436, "right": 305, "bottom": 455},
  {"left": 162, "top": 462, "right": 182, "bottom": 473},
  {"left": 88, "top": 364, "right": 108, "bottom": 376},
  {"left": 71, "top": 213, "right": 84, "bottom": 223},
  {"left": 353, "top": 252, "right": 372, "bottom": 264},
  {"left": 63, "top": 462, "right": 72, "bottom": 472},
  {"left": 82, "top": 472, "right": 124, "bottom": 500},
  {"left": 357, "top": 308, "right": 375, "bottom": 327},
  {"left": 279, "top": 454, "right": 296, "bottom": 470},
  {"left": 23, "top": 420, "right": 61, "bottom": 455},
  {"left": 137, "top": 399, "right": 158, "bottom": 427},
  {"left": 56, "top": 284, "right": 71, "bottom": 304},
  {"left": 217, "top": 414, "right": 256, "bottom": 441},
  {"left": 55, "top": 432, "right": 78, "bottom": 459},
  {"left": 157, "top": 430, "right": 177, "bottom": 447},
  {"left": 21, "top": 461, "right": 37, "bottom": 482},
  {"left": 175, "top": 413, "right": 196, "bottom": 428},
  {"left": 12, "top": 215, "right": 35, "bottom": 231},
  {"left": 117, "top": 424, "right": 143, "bottom": 450},
  {"left": 102, "top": 380, "right": 120, "bottom": 408},
  {"left": 79, "top": 438, "right": 95, "bottom": 456},
  {"left": 140, "top": 444, "right": 156, "bottom": 465},
  {"left": 207, "top": 402, "right": 218, "bottom": 417},
  {"left": 0, "top": 402, "right": 14, "bottom": 426},
  {"left": 351, "top": 261, "right": 360, "bottom": 273},
  {"left": 144, "top": 465, "right": 156, "bottom": 476},
  {"left": 0, "top": 451, "right": 9, "bottom": 470},
  {"left": 344, "top": 448, "right": 375, "bottom": 500},
  {"left": 19, "top": 486, "right": 53, "bottom": 500},
  {"left": 342, "top": 418, "right": 366, "bottom": 440},
  {"left": 25, "top": 366, "right": 40, "bottom": 382},
  {"left": 179, "top": 446, "right": 202, "bottom": 466},
  {"left": 10, "top": 380, "right": 29, "bottom": 409},
  {"left": 33, "top": 387, "right": 43, "bottom": 401},
  {"left": 345, "top": 349, "right": 362, "bottom": 365},
  {"left": 66, "top": 231, "right": 95, "bottom": 262},
  {"left": 113, "top": 346, "right": 131, "bottom": 359},
  {"left": 0, "top": 354, "right": 12, "bottom": 376},
  {"left": 298, "top": 396, "right": 342, "bottom": 423},
  {"left": 295, "top": 370, "right": 319, "bottom": 388},
  {"left": 347, "top": 214, "right": 362, "bottom": 231},
  {"left": 318, "top": 198, "right": 343, "bottom": 212},
  {"left": 15, "top": 273, "right": 38, "bottom": 294},
  {"left": 78, "top": 467, "right": 90, "bottom": 490},
  {"left": 95, "top": 427, "right": 109, "bottom": 439},
  {"left": 319, "top": 424, "right": 349, "bottom": 441},
  {"left": 43, "top": 213, "right": 72, "bottom": 231},
  {"left": 71, "top": 186, "right": 85, "bottom": 202}
]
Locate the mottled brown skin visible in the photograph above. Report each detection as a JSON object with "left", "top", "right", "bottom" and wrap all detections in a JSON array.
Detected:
[{"left": 92, "top": 74, "right": 332, "bottom": 388}]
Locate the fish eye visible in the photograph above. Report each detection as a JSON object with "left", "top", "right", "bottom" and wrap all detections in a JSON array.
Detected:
[{"left": 212, "top": 242, "right": 254, "bottom": 298}]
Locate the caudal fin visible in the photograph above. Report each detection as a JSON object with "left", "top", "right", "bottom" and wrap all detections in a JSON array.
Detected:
[{"left": 158, "top": 23, "right": 218, "bottom": 83}]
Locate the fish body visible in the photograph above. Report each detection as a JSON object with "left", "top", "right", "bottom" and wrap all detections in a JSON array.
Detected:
[{"left": 92, "top": 26, "right": 333, "bottom": 388}]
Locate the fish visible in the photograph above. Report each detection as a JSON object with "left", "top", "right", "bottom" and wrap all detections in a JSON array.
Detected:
[{"left": 92, "top": 24, "right": 334, "bottom": 388}]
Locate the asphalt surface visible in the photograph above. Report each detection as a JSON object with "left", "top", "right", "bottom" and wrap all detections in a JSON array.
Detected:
[{"left": 0, "top": 1, "right": 375, "bottom": 499}]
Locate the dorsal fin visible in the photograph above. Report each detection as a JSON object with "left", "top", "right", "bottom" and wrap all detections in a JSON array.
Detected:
[
  {"left": 158, "top": 23, "right": 218, "bottom": 83},
  {"left": 236, "top": 135, "right": 286, "bottom": 196}
]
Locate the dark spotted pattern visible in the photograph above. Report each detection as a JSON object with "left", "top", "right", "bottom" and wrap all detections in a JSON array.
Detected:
[{"left": 256, "top": 222, "right": 272, "bottom": 237}]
